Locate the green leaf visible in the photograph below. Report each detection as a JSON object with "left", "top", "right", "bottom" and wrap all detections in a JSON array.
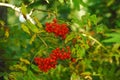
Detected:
[
  {"left": 72, "top": 0, "right": 80, "bottom": 10},
  {"left": 90, "top": 14, "right": 97, "bottom": 25},
  {"left": 71, "top": 72, "right": 80, "bottom": 80},
  {"left": 34, "top": 17, "right": 43, "bottom": 29},
  {"left": 26, "top": 20, "right": 39, "bottom": 33},
  {"left": 65, "top": 32, "right": 75, "bottom": 44},
  {"left": 27, "top": 70, "right": 38, "bottom": 80},
  {"left": 58, "top": 0, "right": 64, "bottom": 3},
  {"left": 21, "top": 24, "right": 30, "bottom": 35},
  {"left": 21, "top": 3, "right": 27, "bottom": 15},
  {"left": 96, "top": 24, "right": 107, "bottom": 33},
  {"left": 80, "top": 72, "right": 91, "bottom": 76},
  {"left": 107, "top": 0, "right": 115, "bottom": 7},
  {"left": 102, "top": 32, "right": 120, "bottom": 43},
  {"left": 79, "top": 0, "right": 87, "bottom": 7},
  {"left": 75, "top": 45, "right": 85, "bottom": 58},
  {"left": 72, "top": 0, "right": 87, "bottom": 10},
  {"left": 29, "top": 34, "right": 36, "bottom": 44},
  {"left": 31, "top": 64, "right": 40, "bottom": 73}
]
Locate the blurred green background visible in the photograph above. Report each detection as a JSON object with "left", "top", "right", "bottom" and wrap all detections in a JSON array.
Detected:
[{"left": 0, "top": 0, "right": 120, "bottom": 80}]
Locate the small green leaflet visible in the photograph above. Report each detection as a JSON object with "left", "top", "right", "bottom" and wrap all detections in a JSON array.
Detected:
[
  {"left": 29, "top": 34, "right": 36, "bottom": 44},
  {"left": 21, "top": 24, "right": 30, "bottom": 35},
  {"left": 65, "top": 32, "right": 75, "bottom": 44},
  {"left": 58, "top": 0, "right": 64, "bottom": 3},
  {"left": 102, "top": 32, "right": 120, "bottom": 43},
  {"left": 71, "top": 72, "right": 80, "bottom": 80},
  {"left": 31, "top": 64, "right": 40, "bottom": 72},
  {"left": 21, "top": 3, "right": 27, "bottom": 19},
  {"left": 90, "top": 14, "right": 97, "bottom": 25},
  {"left": 26, "top": 70, "right": 38, "bottom": 80},
  {"left": 26, "top": 20, "right": 39, "bottom": 33},
  {"left": 34, "top": 17, "right": 43, "bottom": 29},
  {"left": 72, "top": 0, "right": 80, "bottom": 10},
  {"left": 72, "top": 0, "right": 87, "bottom": 10}
]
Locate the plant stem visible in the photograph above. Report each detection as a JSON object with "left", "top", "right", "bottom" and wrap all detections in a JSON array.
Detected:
[
  {"left": 38, "top": 35, "right": 48, "bottom": 47},
  {"left": 82, "top": 33, "right": 109, "bottom": 52}
]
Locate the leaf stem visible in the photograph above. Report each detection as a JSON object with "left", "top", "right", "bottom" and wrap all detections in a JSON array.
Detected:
[
  {"left": 38, "top": 35, "right": 48, "bottom": 47},
  {"left": 82, "top": 33, "right": 109, "bottom": 52}
]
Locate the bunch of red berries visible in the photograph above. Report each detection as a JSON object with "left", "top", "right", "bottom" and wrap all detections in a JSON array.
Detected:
[
  {"left": 45, "top": 18, "right": 69, "bottom": 39},
  {"left": 50, "top": 46, "right": 71, "bottom": 60},
  {"left": 34, "top": 46, "right": 76, "bottom": 72},
  {"left": 34, "top": 57, "right": 57, "bottom": 72}
]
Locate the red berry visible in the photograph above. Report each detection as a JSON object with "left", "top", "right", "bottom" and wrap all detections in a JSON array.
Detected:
[
  {"left": 45, "top": 18, "right": 69, "bottom": 39},
  {"left": 71, "top": 58, "right": 76, "bottom": 62},
  {"left": 34, "top": 46, "right": 76, "bottom": 72},
  {"left": 53, "top": 18, "right": 57, "bottom": 23}
]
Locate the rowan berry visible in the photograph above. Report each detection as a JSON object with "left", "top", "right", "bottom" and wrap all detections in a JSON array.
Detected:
[
  {"left": 71, "top": 58, "right": 76, "bottom": 62},
  {"left": 45, "top": 18, "right": 69, "bottom": 39},
  {"left": 34, "top": 46, "right": 76, "bottom": 72}
]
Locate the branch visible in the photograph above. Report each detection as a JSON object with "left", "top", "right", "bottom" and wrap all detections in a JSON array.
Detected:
[
  {"left": 0, "top": 2, "right": 35, "bottom": 24},
  {"left": 0, "top": 3, "right": 20, "bottom": 12}
]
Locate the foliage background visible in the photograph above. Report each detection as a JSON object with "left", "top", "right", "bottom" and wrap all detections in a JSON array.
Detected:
[{"left": 0, "top": 0, "right": 120, "bottom": 80}]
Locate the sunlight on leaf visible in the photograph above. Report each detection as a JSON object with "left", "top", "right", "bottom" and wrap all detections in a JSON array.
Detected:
[
  {"left": 26, "top": 20, "right": 39, "bottom": 33},
  {"left": 20, "top": 58, "right": 30, "bottom": 65},
  {"left": 45, "top": 0, "right": 49, "bottom": 4},
  {"left": 71, "top": 72, "right": 80, "bottom": 80}
]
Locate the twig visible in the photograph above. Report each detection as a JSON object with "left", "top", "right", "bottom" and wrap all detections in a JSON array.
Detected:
[
  {"left": 33, "top": 8, "right": 52, "bottom": 12},
  {"left": 30, "top": 35, "right": 48, "bottom": 64},
  {"left": 38, "top": 35, "right": 48, "bottom": 47}
]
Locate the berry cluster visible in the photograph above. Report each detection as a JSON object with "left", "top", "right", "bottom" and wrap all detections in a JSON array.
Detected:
[
  {"left": 50, "top": 46, "right": 71, "bottom": 60},
  {"left": 34, "top": 46, "right": 76, "bottom": 72},
  {"left": 34, "top": 57, "right": 57, "bottom": 72},
  {"left": 45, "top": 18, "right": 69, "bottom": 39}
]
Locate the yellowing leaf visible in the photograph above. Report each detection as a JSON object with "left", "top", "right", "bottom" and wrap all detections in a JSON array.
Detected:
[
  {"left": 29, "top": 34, "right": 36, "bottom": 44},
  {"left": 80, "top": 72, "right": 91, "bottom": 76},
  {"left": 21, "top": 24, "right": 31, "bottom": 35},
  {"left": 88, "top": 20, "right": 91, "bottom": 28},
  {"left": 21, "top": 3, "right": 27, "bottom": 15},
  {"left": 34, "top": 17, "right": 43, "bottom": 29},
  {"left": 20, "top": 58, "right": 30, "bottom": 65},
  {"left": 26, "top": 20, "right": 39, "bottom": 33},
  {"left": 0, "top": 20, "right": 5, "bottom": 26},
  {"left": 5, "top": 28, "right": 9, "bottom": 38}
]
